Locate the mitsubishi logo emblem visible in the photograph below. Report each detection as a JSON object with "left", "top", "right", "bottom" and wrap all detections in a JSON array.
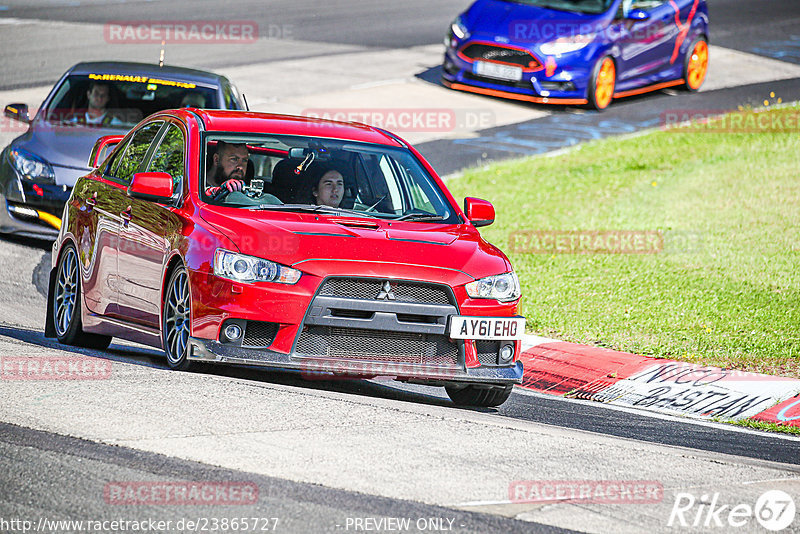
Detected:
[{"left": 376, "top": 281, "right": 396, "bottom": 300}]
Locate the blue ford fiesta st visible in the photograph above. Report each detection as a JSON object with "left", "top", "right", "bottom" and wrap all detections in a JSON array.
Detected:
[{"left": 442, "top": 0, "right": 709, "bottom": 110}]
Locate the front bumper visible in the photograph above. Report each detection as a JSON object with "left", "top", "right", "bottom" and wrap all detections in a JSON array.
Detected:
[
  {"left": 442, "top": 46, "right": 591, "bottom": 105},
  {"left": 0, "top": 156, "right": 71, "bottom": 239},
  {"left": 187, "top": 275, "right": 524, "bottom": 386},
  {"left": 0, "top": 192, "right": 65, "bottom": 239},
  {"left": 187, "top": 336, "right": 524, "bottom": 385}
]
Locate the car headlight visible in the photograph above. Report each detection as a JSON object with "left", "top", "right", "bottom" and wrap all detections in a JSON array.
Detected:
[
  {"left": 450, "top": 15, "right": 470, "bottom": 40},
  {"left": 539, "top": 34, "right": 595, "bottom": 55},
  {"left": 9, "top": 147, "right": 55, "bottom": 182},
  {"left": 213, "top": 249, "right": 301, "bottom": 284},
  {"left": 465, "top": 272, "right": 521, "bottom": 302}
]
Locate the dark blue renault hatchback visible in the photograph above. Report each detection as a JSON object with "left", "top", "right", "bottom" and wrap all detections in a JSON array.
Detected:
[
  {"left": 442, "top": 0, "right": 709, "bottom": 110},
  {"left": 0, "top": 61, "right": 245, "bottom": 239}
]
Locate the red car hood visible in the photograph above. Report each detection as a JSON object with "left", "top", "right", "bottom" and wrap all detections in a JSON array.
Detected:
[{"left": 199, "top": 207, "right": 510, "bottom": 286}]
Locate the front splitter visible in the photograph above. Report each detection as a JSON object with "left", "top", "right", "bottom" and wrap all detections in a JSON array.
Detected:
[{"left": 188, "top": 337, "right": 523, "bottom": 385}]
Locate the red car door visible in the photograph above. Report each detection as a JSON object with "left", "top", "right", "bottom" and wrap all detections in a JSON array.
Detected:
[
  {"left": 72, "top": 174, "right": 120, "bottom": 317},
  {"left": 90, "top": 121, "right": 164, "bottom": 324},
  {"left": 116, "top": 121, "right": 186, "bottom": 328}
]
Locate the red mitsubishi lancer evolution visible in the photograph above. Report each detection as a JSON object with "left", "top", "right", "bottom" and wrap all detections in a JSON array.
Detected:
[{"left": 45, "top": 109, "right": 525, "bottom": 407}]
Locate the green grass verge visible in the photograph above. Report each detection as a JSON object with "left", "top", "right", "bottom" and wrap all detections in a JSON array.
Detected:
[
  {"left": 446, "top": 105, "right": 800, "bottom": 377},
  {"left": 729, "top": 419, "right": 800, "bottom": 435}
]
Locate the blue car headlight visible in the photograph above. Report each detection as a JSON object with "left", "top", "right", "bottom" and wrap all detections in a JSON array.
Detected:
[
  {"left": 9, "top": 147, "right": 55, "bottom": 182},
  {"left": 539, "top": 34, "right": 595, "bottom": 55},
  {"left": 450, "top": 15, "right": 470, "bottom": 40},
  {"left": 214, "top": 249, "right": 301, "bottom": 285},
  {"left": 466, "top": 272, "right": 521, "bottom": 302}
]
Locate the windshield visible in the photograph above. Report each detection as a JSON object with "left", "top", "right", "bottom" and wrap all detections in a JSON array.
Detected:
[
  {"left": 503, "top": 0, "right": 615, "bottom": 15},
  {"left": 202, "top": 133, "right": 458, "bottom": 223},
  {"left": 41, "top": 74, "right": 220, "bottom": 128}
]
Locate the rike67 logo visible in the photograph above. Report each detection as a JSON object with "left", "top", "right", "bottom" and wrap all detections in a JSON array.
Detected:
[{"left": 668, "top": 490, "right": 796, "bottom": 531}]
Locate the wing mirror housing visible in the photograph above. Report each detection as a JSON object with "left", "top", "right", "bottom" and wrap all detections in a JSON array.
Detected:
[
  {"left": 627, "top": 9, "right": 650, "bottom": 20},
  {"left": 4, "top": 103, "right": 30, "bottom": 123},
  {"left": 128, "top": 172, "right": 175, "bottom": 204},
  {"left": 89, "top": 135, "right": 125, "bottom": 168},
  {"left": 464, "top": 197, "right": 495, "bottom": 227}
]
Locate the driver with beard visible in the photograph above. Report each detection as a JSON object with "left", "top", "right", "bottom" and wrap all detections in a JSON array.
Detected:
[{"left": 205, "top": 141, "right": 249, "bottom": 197}]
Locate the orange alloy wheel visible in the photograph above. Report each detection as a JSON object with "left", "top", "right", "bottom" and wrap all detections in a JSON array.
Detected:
[
  {"left": 687, "top": 40, "right": 709, "bottom": 90},
  {"left": 594, "top": 57, "right": 615, "bottom": 110}
]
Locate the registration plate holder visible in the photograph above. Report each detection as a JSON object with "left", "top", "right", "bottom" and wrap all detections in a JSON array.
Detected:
[
  {"left": 473, "top": 61, "right": 523, "bottom": 82},
  {"left": 448, "top": 316, "right": 525, "bottom": 340}
]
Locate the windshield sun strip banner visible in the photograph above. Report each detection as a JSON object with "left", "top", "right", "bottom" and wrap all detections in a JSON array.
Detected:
[{"left": 87, "top": 73, "right": 198, "bottom": 89}]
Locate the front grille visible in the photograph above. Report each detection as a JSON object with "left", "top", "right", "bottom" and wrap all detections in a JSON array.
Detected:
[
  {"left": 476, "top": 340, "right": 500, "bottom": 366},
  {"left": 242, "top": 321, "right": 279, "bottom": 348},
  {"left": 463, "top": 72, "right": 531, "bottom": 89},
  {"left": 461, "top": 44, "right": 541, "bottom": 69},
  {"left": 318, "top": 278, "right": 452, "bottom": 305},
  {"left": 296, "top": 326, "right": 458, "bottom": 366}
]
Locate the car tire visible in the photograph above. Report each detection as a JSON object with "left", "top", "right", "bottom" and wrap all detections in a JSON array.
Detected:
[
  {"left": 587, "top": 56, "right": 616, "bottom": 111},
  {"left": 683, "top": 36, "right": 709, "bottom": 92},
  {"left": 445, "top": 384, "right": 514, "bottom": 407},
  {"left": 52, "top": 244, "right": 112, "bottom": 349},
  {"left": 162, "top": 264, "right": 193, "bottom": 371}
]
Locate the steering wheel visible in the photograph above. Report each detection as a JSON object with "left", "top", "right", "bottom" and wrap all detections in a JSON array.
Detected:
[
  {"left": 213, "top": 185, "right": 266, "bottom": 203},
  {"left": 212, "top": 187, "right": 232, "bottom": 202}
]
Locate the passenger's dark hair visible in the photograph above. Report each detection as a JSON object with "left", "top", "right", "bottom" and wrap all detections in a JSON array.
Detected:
[
  {"left": 87, "top": 81, "right": 110, "bottom": 92},
  {"left": 305, "top": 161, "right": 340, "bottom": 187}
]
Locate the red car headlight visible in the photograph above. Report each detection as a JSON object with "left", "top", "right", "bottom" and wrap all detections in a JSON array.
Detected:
[
  {"left": 465, "top": 272, "right": 521, "bottom": 302},
  {"left": 213, "top": 249, "right": 301, "bottom": 285}
]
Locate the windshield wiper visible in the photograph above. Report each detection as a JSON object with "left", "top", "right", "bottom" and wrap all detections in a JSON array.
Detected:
[
  {"left": 249, "top": 204, "right": 381, "bottom": 219},
  {"left": 396, "top": 213, "right": 445, "bottom": 222}
]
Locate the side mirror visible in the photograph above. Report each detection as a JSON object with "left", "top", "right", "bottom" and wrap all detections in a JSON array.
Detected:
[
  {"left": 626, "top": 9, "right": 650, "bottom": 21},
  {"left": 464, "top": 197, "right": 495, "bottom": 228},
  {"left": 128, "top": 172, "right": 175, "bottom": 203},
  {"left": 288, "top": 147, "right": 306, "bottom": 159},
  {"left": 4, "top": 103, "right": 30, "bottom": 123},
  {"left": 89, "top": 135, "right": 125, "bottom": 168}
]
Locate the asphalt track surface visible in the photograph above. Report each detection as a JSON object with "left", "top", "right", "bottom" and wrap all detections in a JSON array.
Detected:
[
  {"left": 0, "top": 0, "right": 797, "bottom": 87},
  {"left": 1, "top": 1, "right": 800, "bottom": 532},
  {"left": 0, "top": 0, "right": 796, "bottom": 54},
  {"left": 1, "top": 422, "right": 566, "bottom": 534}
]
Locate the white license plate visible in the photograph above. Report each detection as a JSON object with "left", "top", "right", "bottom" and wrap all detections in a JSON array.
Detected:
[
  {"left": 473, "top": 61, "right": 523, "bottom": 81},
  {"left": 449, "top": 316, "right": 525, "bottom": 340}
]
